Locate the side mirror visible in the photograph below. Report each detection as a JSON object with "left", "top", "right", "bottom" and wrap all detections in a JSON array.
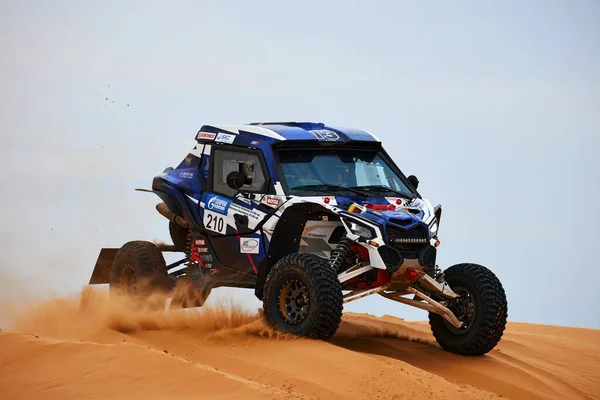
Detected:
[
  {"left": 226, "top": 171, "right": 245, "bottom": 191},
  {"left": 407, "top": 175, "right": 419, "bottom": 190}
]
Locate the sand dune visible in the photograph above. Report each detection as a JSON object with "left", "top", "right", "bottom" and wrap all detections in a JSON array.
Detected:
[{"left": 1, "top": 287, "right": 598, "bottom": 400}]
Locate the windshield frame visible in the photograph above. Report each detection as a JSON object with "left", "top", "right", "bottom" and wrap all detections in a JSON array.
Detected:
[{"left": 273, "top": 145, "right": 420, "bottom": 198}]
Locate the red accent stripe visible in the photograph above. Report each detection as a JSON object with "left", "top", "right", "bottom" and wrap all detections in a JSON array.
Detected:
[{"left": 234, "top": 229, "right": 258, "bottom": 274}]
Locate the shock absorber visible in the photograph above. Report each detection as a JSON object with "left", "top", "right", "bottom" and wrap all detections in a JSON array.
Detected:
[
  {"left": 185, "top": 231, "right": 192, "bottom": 258},
  {"left": 329, "top": 237, "right": 352, "bottom": 273},
  {"left": 185, "top": 230, "right": 194, "bottom": 269}
]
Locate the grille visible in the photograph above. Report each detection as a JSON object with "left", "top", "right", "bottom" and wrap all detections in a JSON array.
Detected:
[{"left": 386, "top": 225, "right": 429, "bottom": 253}]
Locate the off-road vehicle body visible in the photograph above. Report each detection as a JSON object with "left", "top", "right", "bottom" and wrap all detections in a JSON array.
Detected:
[{"left": 89, "top": 122, "right": 508, "bottom": 356}]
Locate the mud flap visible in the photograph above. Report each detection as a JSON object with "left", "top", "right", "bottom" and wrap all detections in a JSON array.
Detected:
[{"left": 88, "top": 248, "right": 119, "bottom": 284}]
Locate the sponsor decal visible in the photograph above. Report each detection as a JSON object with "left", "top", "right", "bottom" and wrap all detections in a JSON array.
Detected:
[
  {"left": 209, "top": 268, "right": 220, "bottom": 275},
  {"left": 265, "top": 197, "right": 280, "bottom": 207},
  {"left": 307, "top": 233, "right": 328, "bottom": 239},
  {"left": 386, "top": 197, "right": 403, "bottom": 206},
  {"left": 250, "top": 140, "right": 260, "bottom": 145},
  {"left": 197, "top": 247, "right": 209, "bottom": 253},
  {"left": 196, "top": 131, "right": 216, "bottom": 140},
  {"left": 179, "top": 171, "right": 194, "bottom": 179},
  {"left": 229, "top": 203, "right": 264, "bottom": 222},
  {"left": 393, "top": 212, "right": 410, "bottom": 219},
  {"left": 240, "top": 238, "right": 260, "bottom": 254},
  {"left": 206, "top": 195, "right": 231, "bottom": 215},
  {"left": 215, "top": 132, "right": 236, "bottom": 144},
  {"left": 237, "top": 196, "right": 252, "bottom": 205},
  {"left": 195, "top": 239, "right": 206, "bottom": 246},
  {"left": 184, "top": 156, "right": 192, "bottom": 166},
  {"left": 309, "top": 129, "right": 339, "bottom": 141},
  {"left": 200, "top": 254, "right": 213, "bottom": 262}
]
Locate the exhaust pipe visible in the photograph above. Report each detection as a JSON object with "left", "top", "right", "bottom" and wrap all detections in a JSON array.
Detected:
[{"left": 156, "top": 202, "right": 190, "bottom": 228}]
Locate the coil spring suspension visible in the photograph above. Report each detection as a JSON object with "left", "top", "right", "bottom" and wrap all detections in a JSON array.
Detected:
[
  {"left": 329, "top": 237, "right": 352, "bottom": 273},
  {"left": 185, "top": 230, "right": 194, "bottom": 268}
]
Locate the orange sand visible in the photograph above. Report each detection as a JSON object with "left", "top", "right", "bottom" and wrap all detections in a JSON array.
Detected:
[{"left": 1, "top": 287, "right": 598, "bottom": 400}]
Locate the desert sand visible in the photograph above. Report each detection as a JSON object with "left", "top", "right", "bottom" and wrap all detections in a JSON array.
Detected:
[{"left": 1, "top": 287, "right": 598, "bottom": 400}]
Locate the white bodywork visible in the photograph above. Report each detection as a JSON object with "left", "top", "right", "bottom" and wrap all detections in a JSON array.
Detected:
[{"left": 255, "top": 187, "right": 438, "bottom": 274}]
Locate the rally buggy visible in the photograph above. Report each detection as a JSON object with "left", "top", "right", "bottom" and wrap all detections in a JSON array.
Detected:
[{"left": 89, "top": 122, "right": 508, "bottom": 356}]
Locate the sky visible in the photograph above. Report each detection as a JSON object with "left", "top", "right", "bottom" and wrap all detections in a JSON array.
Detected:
[{"left": 1, "top": 0, "right": 599, "bottom": 329}]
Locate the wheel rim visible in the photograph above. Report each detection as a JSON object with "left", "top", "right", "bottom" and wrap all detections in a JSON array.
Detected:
[
  {"left": 444, "top": 286, "right": 476, "bottom": 334},
  {"left": 277, "top": 278, "right": 310, "bottom": 325}
]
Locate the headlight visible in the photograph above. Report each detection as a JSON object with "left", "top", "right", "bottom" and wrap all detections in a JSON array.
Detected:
[
  {"left": 340, "top": 215, "right": 376, "bottom": 240},
  {"left": 348, "top": 221, "right": 374, "bottom": 239}
]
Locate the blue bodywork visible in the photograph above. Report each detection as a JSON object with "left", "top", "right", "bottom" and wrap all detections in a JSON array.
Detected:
[{"left": 151, "top": 122, "right": 435, "bottom": 292}]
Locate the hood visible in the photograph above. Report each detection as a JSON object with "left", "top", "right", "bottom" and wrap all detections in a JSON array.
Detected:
[{"left": 327, "top": 195, "right": 437, "bottom": 232}]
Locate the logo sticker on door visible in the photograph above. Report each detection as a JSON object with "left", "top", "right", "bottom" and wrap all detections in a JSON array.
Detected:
[
  {"left": 240, "top": 238, "right": 260, "bottom": 254},
  {"left": 206, "top": 194, "right": 232, "bottom": 215}
]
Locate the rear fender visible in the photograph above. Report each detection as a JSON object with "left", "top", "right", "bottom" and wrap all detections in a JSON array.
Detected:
[
  {"left": 152, "top": 178, "right": 203, "bottom": 229},
  {"left": 88, "top": 248, "right": 119, "bottom": 284}
]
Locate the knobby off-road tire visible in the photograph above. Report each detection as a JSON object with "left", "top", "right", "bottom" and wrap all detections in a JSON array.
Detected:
[
  {"left": 428, "top": 263, "right": 508, "bottom": 356},
  {"left": 109, "top": 241, "right": 172, "bottom": 306},
  {"left": 262, "top": 253, "right": 343, "bottom": 340}
]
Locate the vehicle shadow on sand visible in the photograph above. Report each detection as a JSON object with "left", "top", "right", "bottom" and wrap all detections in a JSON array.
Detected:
[{"left": 329, "top": 333, "right": 559, "bottom": 400}]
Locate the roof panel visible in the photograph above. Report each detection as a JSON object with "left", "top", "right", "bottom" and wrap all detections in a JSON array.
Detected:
[{"left": 197, "top": 122, "right": 379, "bottom": 144}]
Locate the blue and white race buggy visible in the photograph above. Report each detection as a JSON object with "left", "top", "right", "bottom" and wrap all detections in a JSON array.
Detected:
[{"left": 89, "top": 122, "right": 508, "bottom": 356}]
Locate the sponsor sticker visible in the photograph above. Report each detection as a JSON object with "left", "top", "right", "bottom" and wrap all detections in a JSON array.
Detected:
[
  {"left": 210, "top": 268, "right": 220, "bottom": 275},
  {"left": 240, "top": 238, "right": 260, "bottom": 254},
  {"left": 309, "top": 130, "right": 339, "bottom": 141},
  {"left": 197, "top": 247, "right": 208, "bottom": 253},
  {"left": 265, "top": 197, "right": 280, "bottom": 207},
  {"left": 196, "top": 132, "right": 216, "bottom": 140},
  {"left": 229, "top": 203, "right": 264, "bottom": 222},
  {"left": 237, "top": 196, "right": 252, "bottom": 205},
  {"left": 179, "top": 171, "right": 194, "bottom": 179},
  {"left": 200, "top": 254, "right": 213, "bottom": 262},
  {"left": 307, "top": 233, "right": 327, "bottom": 239},
  {"left": 250, "top": 140, "right": 260, "bottom": 145},
  {"left": 206, "top": 195, "right": 232, "bottom": 215},
  {"left": 195, "top": 239, "right": 206, "bottom": 246},
  {"left": 216, "top": 132, "right": 236, "bottom": 144}
]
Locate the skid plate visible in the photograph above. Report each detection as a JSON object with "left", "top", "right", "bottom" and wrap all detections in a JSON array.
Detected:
[{"left": 89, "top": 248, "right": 119, "bottom": 284}]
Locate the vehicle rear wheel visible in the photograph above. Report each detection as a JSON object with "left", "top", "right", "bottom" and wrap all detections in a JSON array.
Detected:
[
  {"left": 262, "top": 253, "right": 343, "bottom": 340},
  {"left": 109, "top": 241, "right": 173, "bottom": 306},
  {"left": 428, "top": 263, "right": 508, "bottom": 356}
]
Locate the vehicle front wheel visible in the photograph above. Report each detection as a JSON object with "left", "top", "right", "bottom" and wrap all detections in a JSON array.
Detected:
[
  {"left": 428, "top": 263, "right": 508, "bottom": 356},
  {"left": 262, "top": 253, "right": 343, "bottom": 340}
]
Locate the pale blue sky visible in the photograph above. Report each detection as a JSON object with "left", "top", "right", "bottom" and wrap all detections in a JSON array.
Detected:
[{"left": 1, "top": 1, "right": 598, "bottom": 328}]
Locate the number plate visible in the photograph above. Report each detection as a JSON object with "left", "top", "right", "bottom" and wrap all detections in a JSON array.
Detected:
[{"left": 203, "top": 210, "right": 227, "bottom": 234}]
